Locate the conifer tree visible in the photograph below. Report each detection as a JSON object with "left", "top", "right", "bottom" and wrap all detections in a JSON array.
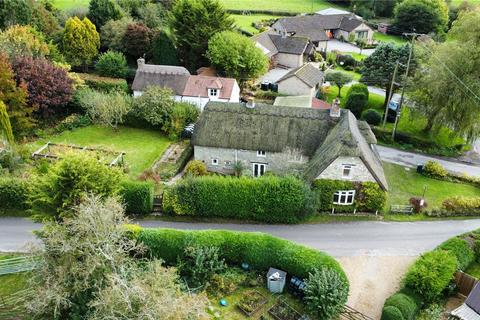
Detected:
[{"left": 62, "top": 17, "right": 100, "bottom": 70}]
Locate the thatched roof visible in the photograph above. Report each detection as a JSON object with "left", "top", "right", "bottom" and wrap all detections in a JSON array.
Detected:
[
  {"left": 357, "top": 120, "right": 377, "bottom": 144},
  {"left": 303, "top": 112, "right": 388, "bottom": 190},
  {"left": 277, "top": 63, "right": 324, "bottom": 88},
  {"left": 132, "top": 62, "right": 190, "bottom": 94},
  {"left": 193, "top": 102, "right": 387, "bottom": 190}
]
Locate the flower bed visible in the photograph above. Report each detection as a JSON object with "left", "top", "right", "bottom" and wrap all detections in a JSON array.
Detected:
[{"left": 237, "top": 289, "right": 268, "bottom": 317}]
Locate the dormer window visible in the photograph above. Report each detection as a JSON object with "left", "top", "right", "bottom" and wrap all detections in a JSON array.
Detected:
[
  {"left": 342, "top": 164, "right": 353, "bottom": 178},
  {"left": 257, "top": 150, "right": 266, "bottom": 157},
  {"left": 208, "top": 88, "right": 218, "bottom": 97}
]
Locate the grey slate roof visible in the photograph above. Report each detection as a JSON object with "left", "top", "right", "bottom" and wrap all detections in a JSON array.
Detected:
[
  {"left": 132, "top": 63, "right": 190, "bottom": 94},
  {"left": 192, "top": 102, "right": 387, "bottom": 190},
  {"left": 269, "top": 34, "right": 309, "bottom": 55},
  {"left": 277, "top": 63, "right": 324, "bottom": 88},
  {"left": 466, "top": 283, "right": 480, "bottom": 315},
  {"left": 272, "top": 14, "right": 365, "bottom": 42}
]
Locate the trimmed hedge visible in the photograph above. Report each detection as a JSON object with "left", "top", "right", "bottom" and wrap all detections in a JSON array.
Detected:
[
  {"left": 384, "top": 293, "right": 418, "bottom": 320},
  {"left": 0, "top": 177, "right": 30, "bottom": 212},
  {"left": 77, "top": 73, "right": 129, "bottom": 93},
  {"left": 437, "top": 237, "right": 475, "bottom": 270},
  {"left": 381, "top": 306, "right": 405, "bottom": 320},
  {"left": 136, "top": 228, "right": 348, "bottom": 283},
  {"left": 313, "top": 179, "right": 386, "bottom": 213},
  {"left": 119, "top": 180, "right": 154, "bottom": 215},
  {"left": 163, "top": 175, "right": 315, "bottom": 223}
]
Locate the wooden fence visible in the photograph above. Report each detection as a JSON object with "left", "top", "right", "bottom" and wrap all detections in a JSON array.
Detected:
[{"left": 455, "top": 271, "right": 478, "bottom": 297}]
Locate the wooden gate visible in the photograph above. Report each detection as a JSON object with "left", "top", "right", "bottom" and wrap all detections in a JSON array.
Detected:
[{"left": 455, "top": 271, "right": 478, "bottom": 297}]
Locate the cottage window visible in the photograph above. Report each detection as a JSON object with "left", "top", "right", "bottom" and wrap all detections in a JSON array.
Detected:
[
  {"left": 208, "top": 88, "right": 218, "bottom": 97},
  {"left": 252, "top": 163, "right": 266, "bottom": 177},
  {"left": 212, "top": 158, "right": 219, "bottom": 165},
  {"left": 225, "top": 160, "right": 232, "bottom": 166},
  {"left": 356, "top": 31, "right": 368, "bottom": 39},
  {"left": 257, "top": 150, "right": 266, "bottom": 157},
  {"left": 342, "top": 165, "right": 353, "bottom": 178},
  {"left": 333, "top": 190, "right": 355, "bottom": 205}
]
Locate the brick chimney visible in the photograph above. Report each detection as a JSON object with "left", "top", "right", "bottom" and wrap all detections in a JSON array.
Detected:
[{"left": 137, "top": 57, "right": 145, "bottom": 69}]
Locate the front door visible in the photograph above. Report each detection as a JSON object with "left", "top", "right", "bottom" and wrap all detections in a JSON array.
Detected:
[{"left": 253, "top": 163, "right": 266, "bottom": 177}]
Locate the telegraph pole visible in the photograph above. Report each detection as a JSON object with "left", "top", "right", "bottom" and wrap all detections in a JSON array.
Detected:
[
  {"left": 382, "top": 61, "right": 399, "bottom": 127},
  {"left": 392, "top": 32, "right": 417, "bottom": 140}
]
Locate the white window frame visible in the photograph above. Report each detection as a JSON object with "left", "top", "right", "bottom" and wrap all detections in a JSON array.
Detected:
[
  {"left": 257, "top": 150, "right": 266, "bottom": 157},
  {"left": 211, "top": 158, "right": 219, "bottom": 165},
  {"left": 342, "top": 164, "right": 353, "bottom": 179},
  {"left": 208, "top": 88, "right": 218, "bottom": 97},
  {"left": 333, "top": 190, "right": 355, "bottom": 205},
  {"left": 252, "top": 163, "right": 267, "bottom": 177}
]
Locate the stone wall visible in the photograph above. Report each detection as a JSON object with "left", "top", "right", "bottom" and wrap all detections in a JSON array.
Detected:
[
  {"left": 316, "top": 156, "right": 376, "bottom": 183},
  {"left": 277, "top": 76, "right": 315, "bottom": 97}
]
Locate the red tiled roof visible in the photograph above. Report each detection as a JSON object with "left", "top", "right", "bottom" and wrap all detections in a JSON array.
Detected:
[
  {"left": 182, "top": 75, "right": 236, "bottom": 99},
  {"left": 311, "top": 98, "right": 331, "bottom": 109}
]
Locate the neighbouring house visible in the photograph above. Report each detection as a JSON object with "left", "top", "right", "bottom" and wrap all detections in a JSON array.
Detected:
[
  {"left": 132, "top": 58, "right": 240, "bottom": 110},
  {"left": 271, "top": 8, "right": 374, "bottom": 51},
  {"left": 252, "top": 31, "right": 314, "bottom": 68},
  {"left": 276, "top": 63, "right": 324, "bottom": 97},
  {"left": 192, "top": 100, "right": 388, "bottom": 198},
  {"left": 451, "top": 283, "right": 480, "bottom": 320},
  {"left": 273, "top": 95, "right": 331, "bottom": 109}
]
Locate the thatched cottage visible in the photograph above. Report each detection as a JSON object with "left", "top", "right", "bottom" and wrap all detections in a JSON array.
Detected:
[
  {"left": 132, "top": 58, "right": 240, "bottom": 111},
  {"left": 192, "top": 101, "right": 388, "bottom": 198}
]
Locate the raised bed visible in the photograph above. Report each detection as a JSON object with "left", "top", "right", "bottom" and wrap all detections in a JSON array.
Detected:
[
  {"left": 268, "top": 297, "right": 304, "bottom": 320},
  {"left": 237, "top": 289, "right": 268, "bottom": 317}
]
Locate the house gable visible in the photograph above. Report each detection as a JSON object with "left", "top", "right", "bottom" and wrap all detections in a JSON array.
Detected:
[{"left": 315, "top": 156, "right": 376, "bottom": 183}]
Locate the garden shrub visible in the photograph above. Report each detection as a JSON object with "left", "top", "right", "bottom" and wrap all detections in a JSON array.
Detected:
[
  {"left": 384, "top": 293, "right": 419, "bottom": 320},
  {"left": 184, "top": 160, "right": 208, "bottom": 177},
  {"left": 362, "top": 109, "right": 382, "bottom": 126},
  {"left": 436, "top": 237, "right": 474, "bottom": 270},
  {"left": 137, "top": 229, "right": 348, "bottom": 282},
  {"left": 163, "top": 175, "right": 315, "bottom": 223},
  {"left": 0, "top": 177, "right": 29, "bottom": 211},
  {"left": 409, "top": 197, "right": 428, "bottom": 213},
  {"left": 78, "top": 73, "right": 129, "bottom": 93},
  {"left": 119, "top": 180, "right": 154, "bottom": 215},
  {"left": 404, "top": 250, "right": 457, "bottom": 302},
  {"left": 422, "top": 161, "right": 447, "bottom": 178},
  {"left": 441, "top": 196, "right": 480, "bottom": 215},
  {"left": 347, "top": 83, "right": 369, "bottom": 100},
  {"left": 95, "top": 50, "right": 128, "bottom": 78},
  {"left": 381, "top": 306, "right": 405, "bottom": 320},
  {"left": 345, "top": 92, "right": 368, "bottom": 118},
  {"left": 312, "top": 179, "right": 385, "bottom": 213},
  {"left": 177, "top": 244, "right": 226, "bottom": 287},
  {"left": 304, "top": 267, "right": 349, "bottom": 320}
]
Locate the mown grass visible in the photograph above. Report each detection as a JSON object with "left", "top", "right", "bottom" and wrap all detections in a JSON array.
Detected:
[
  {"left": 323, "top": 84, "right": 385, "bottom": 111},
  {"left": 28, "top": 125, "right": 172, "bottom": 178},
  {"left": 233, "top": 14, "right": 281, "bottom": 34},
  {"left": 373, "top": 32, "right": 408, "bottom": 45},
  {"left": 51, "top": 0, "right": 90, "bottom": 10},
  {"left": 0, "top": 254, "right": 30, "bottom": 298},
  {"left": 383, "top": 162, "right": 480, "bottom": 210},
  {"left": 220, "top": 0, "right": 342, "bottom": 12}
]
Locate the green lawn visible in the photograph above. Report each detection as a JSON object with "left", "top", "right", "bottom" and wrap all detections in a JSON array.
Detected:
[
  {"left": 323, "top": 84, "right": 385, "bottom": 111},
  {"left": 373, "top": 32, "right": 407, "bottom": 45},
  {"left": 233, "top": 14, "right": 281, "bottom": 34},
  {"left": 384, "top": 162, "right": 480, "bottom": 210},
  {"left": 342, "top": 52, "right": 367, "bottom": 61},
  {"left": 221, "top": 0, "right": 342, "bottom": 12},
  {"left": 28, "top": 125, "right": 172, "bottom": 178},
  {"left": 51, "top": 0, "right": 90, "bottom": 10},
  {"left": 466, "top": 262, "right": 480, "bottom": 279}
]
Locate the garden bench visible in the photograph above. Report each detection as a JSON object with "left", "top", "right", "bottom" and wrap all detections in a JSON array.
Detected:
[{"left": 390, "top": 205, "right": 414, "bottom": 214}]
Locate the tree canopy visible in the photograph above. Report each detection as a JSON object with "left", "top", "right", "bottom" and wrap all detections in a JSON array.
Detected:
[
  {"left": 0, "top": 0, "right": 32, "bottom": 30},
  {"left": 394, "top": 0, "right": 449, "bottom": 34},
  {"left": 0, "top": 25, "right": 50, "bottom": 60},
  {"left": 360, "top": 42, "right": 411, "bottom": 106},
  {"left": 409, "top": 8, "right": 480, "bottom": 140},
  {"left": 169, "top": 0, "right": 234, "bottom": 71},
  {"left": 325, "top": 70, "right": 354, "bottom": 97},
  {"left": 207, "top": 31, "right": 268, "bottom": 85},
  {"left": 62, "top": 16, "right": 100, "bottom": 69},
  {"left": 0, "top": 101, "right": 14, "bottom": 146},
  {"left": 88, "top": 0, "right": 124, "bottom": 29}
]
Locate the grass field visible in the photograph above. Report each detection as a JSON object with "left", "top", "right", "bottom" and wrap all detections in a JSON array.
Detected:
[
  {"left": 384, "top": 162, "right": 480, "bottom": 210},
  {"left": 373, "top": 32, "right": 407, "bottom": 45},
  {"left": 221, "top": 0, "right": 341, "bottom": 12},
  {"left": 233, "top": 14, "right": 280, "bottom": 34},
  {"left": 51, "top": 0, "right": 89, "bottom": 10},
  {"left": 323, "top": 84, "right": 385, "bottom": 111},
  {"left": 28, "top": 125, "right": 171, "bottom": 178}
]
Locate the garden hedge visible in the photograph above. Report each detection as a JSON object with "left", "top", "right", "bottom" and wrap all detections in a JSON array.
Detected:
[
  {"left": 436, "top": 237, "right": 475, "bottom": 270},
  {"left": 381, "top": 306, "right": 405, "bottom": 320},
  {"left": 383, "top": 293, "right": 418, "bottom": 320},
  {"left": 78, "top": 73, "right": 129, "bottom": 93},
  {"left": 163, "top": 175, "right": 315, "bottom": 223},
  {"left": 312, "top": 179, "right": 386, "bottom": 213},
  {"left": 119, "top": 180, "right": 154, "bottom": 215},
  {"left": 135, "top": 228, "right": 348, "bottom": 283},
  {"left": 0, "top": 177, "right": 30, "bottom": 212}
]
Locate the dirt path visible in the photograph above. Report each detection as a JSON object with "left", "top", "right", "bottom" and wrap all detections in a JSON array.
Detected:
[{"left": 338, "top": 256, "right": 417, "bottom": 319}]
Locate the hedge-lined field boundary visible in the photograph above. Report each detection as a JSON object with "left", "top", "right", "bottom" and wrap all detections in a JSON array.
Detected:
[
  {"left": 380, "top": 229, "right": 480, "bottom": 320},
  {"left": 133, "top": 228, "right": 348, "bottom": 283}
]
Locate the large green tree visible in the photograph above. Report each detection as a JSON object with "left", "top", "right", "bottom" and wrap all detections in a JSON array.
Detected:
[
  {"left": 62, "top": 16, "right": 100, "bottom": 69},
  {"left": 360, "top": 42, "right": 411, "bottom": 107},
  {"left": 409, "top": 8, "right": 480, "bottom": 140},
  {"left": 325, "top": 70, "right": 354, "bottom": 98},
  {"left": 169, "top": 0, "right": 234, "bottom": 71},
  {"left": 0, "top": 101, "right": 14, "bottom": 146},
  {"left": 0, "top": 0, "right": 32, "bottom": 29},
  {"left": 207, "top": 31, "right": 268, "bottom": 85},
  {"left": 0, "top": 25, "right": 50, "bottom": 60},
  {"left": 88, "top": 0, "right": 124, "bottom": 29},
  {"left": 394, "top": 0, "right": 449, "bottom": 34}
]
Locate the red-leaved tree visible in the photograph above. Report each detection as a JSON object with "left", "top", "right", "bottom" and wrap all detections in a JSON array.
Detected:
[
  {"left": 122, "top": 23, "right": 154, "bottom": 59},
  {"left": 12, "top": 57, "right": 73, "bottom": 118}
]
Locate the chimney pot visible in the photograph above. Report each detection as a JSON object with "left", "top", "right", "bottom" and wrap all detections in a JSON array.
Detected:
[{"left": 137, "top": 57, "right": 145, "bottom": 68}]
